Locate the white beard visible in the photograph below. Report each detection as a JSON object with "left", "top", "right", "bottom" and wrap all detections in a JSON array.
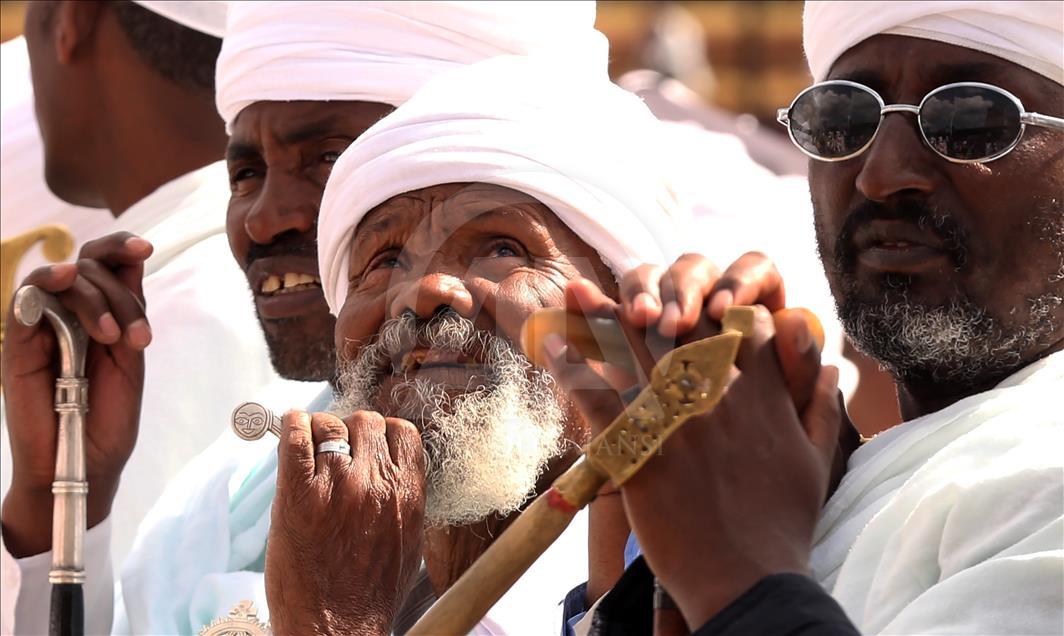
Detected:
[{"left": 332, "top": 311, "right": 566, "bottom": 527}]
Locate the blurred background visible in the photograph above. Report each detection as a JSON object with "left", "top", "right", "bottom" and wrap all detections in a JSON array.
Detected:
[{"left": 1, "top": 0, "right": 810, "bottom": 126}]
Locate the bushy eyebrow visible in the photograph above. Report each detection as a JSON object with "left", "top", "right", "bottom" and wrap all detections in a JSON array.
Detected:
[
  {"left": 225, "top": 142, "right": 260, "bottom": 164},
  {"left": 226, "top": 115, "right": 349, "bottom": 163}
]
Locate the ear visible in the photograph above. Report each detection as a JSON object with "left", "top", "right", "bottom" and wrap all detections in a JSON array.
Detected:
[{"left": 52, "top": 0, "right": 103, "bottom": 65}]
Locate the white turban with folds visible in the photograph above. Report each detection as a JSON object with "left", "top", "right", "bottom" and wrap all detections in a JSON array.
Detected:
[
  {"left": 317, "top": 55, "right": 688, "bottom": 315},
  {"left": 804, "top": 1, "right": 1064, "bottom": 84},
  {"left": 215, "top": 1, "right": 608, "bottom": 130},
  {"left": 132, "top": 1, "right": 227, "bottom": 37}
]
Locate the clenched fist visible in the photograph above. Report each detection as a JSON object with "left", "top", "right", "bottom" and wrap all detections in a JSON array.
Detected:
[{"left": 266, "top": 410, "right": 426, "bottom": 636}]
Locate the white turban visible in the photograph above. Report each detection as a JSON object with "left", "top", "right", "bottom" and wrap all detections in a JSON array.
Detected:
[
  {"left": 804, "top": 1, "right": 1064, "bottom": 84},
  {"left": 215, "top": 1, "right": 608, "bottom": 131},
  {"left": 132, "top": 1, "right": 227, "bottom": 37},
  {"left": 317, "top": 56, "right": 688, "bottom": 315}
]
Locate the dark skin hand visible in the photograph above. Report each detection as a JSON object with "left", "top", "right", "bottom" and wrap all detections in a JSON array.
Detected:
[
  {"left": 225, "top": 100, "right": 394, "bottom": 382},
  {"left": 1, "top": 232, "right": 151, "bottom": 557},
  {"left": 266, "top": 182, "right": 616, "bottom": 631},
  {"left": 267, "top": 410, "right": 424, "bottom": 636},
  {"left": 810, "top": 36, "right": 1064, "bottom": 420},
  {"left": 559, "top": 251, "right": 852, "bottom": 603},
  {"left": 543, "top": 302, "right": 843, "bottom": 631}
]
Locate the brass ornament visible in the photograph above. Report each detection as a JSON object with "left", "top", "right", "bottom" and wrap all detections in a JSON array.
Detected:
[
  {"left": 585, "top": 305, "right": 753, "bottom": 486},
  {"left": 198, "top": 601, "right": 270, "bottom": 636}
]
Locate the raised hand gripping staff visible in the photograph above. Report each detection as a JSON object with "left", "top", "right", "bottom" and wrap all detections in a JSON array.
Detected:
[{"left": 407, "top": 305, "right": 827, "bottom": 636}]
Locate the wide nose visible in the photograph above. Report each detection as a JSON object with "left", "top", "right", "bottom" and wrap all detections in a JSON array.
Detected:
[
  {"left": 855, "top": 112, "right": 938, "bottom": 202},
  {"left": 244, "top": 172, "right": 319, "bottom": 244},
  {"left": 388, "top": 270, "right": 476, "bottom": 322}
]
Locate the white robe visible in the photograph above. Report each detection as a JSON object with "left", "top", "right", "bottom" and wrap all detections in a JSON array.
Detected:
[
  {"left": 811, "top": 350, "right": 1064, "bottom": 634},
  {"left": 4, "top": 161, "right": 325, "bottom": 634}
]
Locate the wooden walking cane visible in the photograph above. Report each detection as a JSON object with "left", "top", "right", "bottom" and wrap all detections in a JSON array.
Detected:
[
  {"left": 13, "top": 285, "right": 90, "bottom": 636},
  {"left": 407, "top": 305, "right": 828, "bottom": 636}
]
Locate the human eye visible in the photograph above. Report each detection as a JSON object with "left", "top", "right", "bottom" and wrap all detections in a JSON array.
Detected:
[
  {"left": 485, "top": 238, "right": 526, "bottom": 259},
  {"left": 229, "top": 165, "right": 263, "bottom": 196},
  {"left": 231, "top": 167, "right": 260, "bottom": 182},
  {"left": 367, "top": 248, "right": 403, "bottom": 272}
]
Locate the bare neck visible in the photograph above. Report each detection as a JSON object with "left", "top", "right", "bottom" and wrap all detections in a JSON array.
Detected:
[
  {"left": 93, "top": 74, "right": 226, "bottom": 216},
  {"left": 896, "top": 339, "right": 1064, "bottom": 421}
]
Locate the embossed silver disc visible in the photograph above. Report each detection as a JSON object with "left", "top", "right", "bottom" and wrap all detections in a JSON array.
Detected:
[{"left": 231, "top": 402, "right": 270, "bottom": 441}]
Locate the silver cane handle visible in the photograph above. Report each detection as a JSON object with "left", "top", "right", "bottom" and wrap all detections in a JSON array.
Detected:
[{"left": 13, "top": 285, "right": 89, "bottom": 587}]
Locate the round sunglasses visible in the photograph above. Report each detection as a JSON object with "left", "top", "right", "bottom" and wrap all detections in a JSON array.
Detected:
[{"left": 777, "top": 80, "right": 1064, "bottom": 163}]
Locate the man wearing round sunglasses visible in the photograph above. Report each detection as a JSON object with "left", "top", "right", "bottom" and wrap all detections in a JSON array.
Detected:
[{"left": 559, "top": 2, "right": 1062, "bottom": 635}]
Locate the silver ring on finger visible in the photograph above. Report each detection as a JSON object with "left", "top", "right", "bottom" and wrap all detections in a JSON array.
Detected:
[{"left": 315, "top": 440, "right": 352, "bottom": 457}]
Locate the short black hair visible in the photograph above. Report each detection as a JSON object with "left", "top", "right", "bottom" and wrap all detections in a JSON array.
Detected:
[{"left": 110, "top": 1, "right": 221, "bottom": 92}]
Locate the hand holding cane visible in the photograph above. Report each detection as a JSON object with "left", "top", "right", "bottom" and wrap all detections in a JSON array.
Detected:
[
  {"left": 406, "top": 305, "right": 825, "bottom": 636},
  {"left": 13, "top": 285, "right": 89, "bottom": 636}
]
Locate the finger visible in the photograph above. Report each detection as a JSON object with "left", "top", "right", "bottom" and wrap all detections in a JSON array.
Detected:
[
  {"left": 347, "top": 409, "right": 388, "bottom": 472},
  {"left": 772, "top": 308, "right": 823, "bottom": 413},
  {"left": 55, "top": 275, "right": 124, "bottom": 345},
  {"left": 77, "top": 232, "right": 154, "bottom": 266},
  {"left": 6, "top": 265, "right": 79, "bottom": 344},
  {"left": 310, "top": 411, "right": 353, "bottom": 478},
  {"left": 618, "top": 265, "right": 664, "bottom": 327},
  {"left": 801, "top": 365, "right": 842, "bottom": 470},
  {"left": 75, "top": 259, "right": 151, "bottom": 349},
  {"left": 78, "top": 233, "right": 152, "bottom": 299},
  {"left": 566, "top": 278, "right": 655, "bottom": 382},
  {"left": 657, "top": 254, "right": 720, "bottom": 338},
  {"left": 541, "top": 333, "right": 625, "bottom": 436},
  {"left": 564, "top": 278, "right": 618, "bottom": 319},
  {"left": 706, "top": 252, "right": 786, "bottom": 320},
  {"left": 277, "top": 410, "right": 316, "bottom": 487},
  {"left": 384, "top": 417, "right": 424, "bottom": 471},
  {"left": 734, "top": 305, "right": 782, "bottom": 381}
]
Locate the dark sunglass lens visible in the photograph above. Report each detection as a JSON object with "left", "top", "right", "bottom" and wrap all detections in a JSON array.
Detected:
[
  {"left": 921, "top": 86, "right": 1022, "bottom": 160},
  {"left": 788, "top": 84, "right": 881, "bottom": 158}
]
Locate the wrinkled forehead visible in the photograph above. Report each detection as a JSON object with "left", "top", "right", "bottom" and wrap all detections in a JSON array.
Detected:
[
  {"left": 828, "top": 35, "right": 1057, "bottom": 105},
  {"left": 353, "top": 183, "right": 560, "bottom": 243}
]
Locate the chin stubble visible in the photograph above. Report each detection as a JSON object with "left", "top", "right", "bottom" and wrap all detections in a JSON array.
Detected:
[{"left": 819, "top": 197, "right": 1064, "bottom": 391}]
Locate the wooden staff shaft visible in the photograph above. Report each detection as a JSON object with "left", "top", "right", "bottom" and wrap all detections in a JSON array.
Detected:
[{"left": 407, "top": 458, "right": 606, "bottom": 636}]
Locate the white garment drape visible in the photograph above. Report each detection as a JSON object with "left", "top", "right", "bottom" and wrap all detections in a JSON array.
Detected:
[{"left": 812, "top": 350, "right": 1064, "bottom": 634}]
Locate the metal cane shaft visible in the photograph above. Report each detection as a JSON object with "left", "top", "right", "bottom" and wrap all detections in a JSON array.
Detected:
[
  {"left": 13, "top": 286, "right": 89, "bottom": 636},
  {"left": 50, "top": 379, "right": 88, "bottom": 584}
]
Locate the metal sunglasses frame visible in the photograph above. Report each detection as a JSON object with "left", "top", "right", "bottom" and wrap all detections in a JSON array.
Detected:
[{"left": 776, "top": 80, "right": 1064, "bottom": 164}]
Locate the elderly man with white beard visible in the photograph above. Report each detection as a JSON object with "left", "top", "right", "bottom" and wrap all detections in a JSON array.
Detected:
[{"left": 259, "top": 54, "right": 695, "bottom": 635}]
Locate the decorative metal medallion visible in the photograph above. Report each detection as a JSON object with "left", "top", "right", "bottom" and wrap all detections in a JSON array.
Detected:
[
  {"left": 231, "top": 401, "right": 281, "bottom": 441},
  {"left": 198, "top": 601, "right": 270, "bottom": 636}
]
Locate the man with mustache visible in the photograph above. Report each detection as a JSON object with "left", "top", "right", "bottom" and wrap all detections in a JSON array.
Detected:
[
  {"left": 266, "top": 53, "right": 829, "bottom": 634},
  {"left": 1, "top": 3, "right": 626, "bottom": 634},
  {"left": 557, "top": 2, "right": 1063, "bottom": 634},
  {"left": 267, "top": 54, "right": 693, "bottom": 634}
]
